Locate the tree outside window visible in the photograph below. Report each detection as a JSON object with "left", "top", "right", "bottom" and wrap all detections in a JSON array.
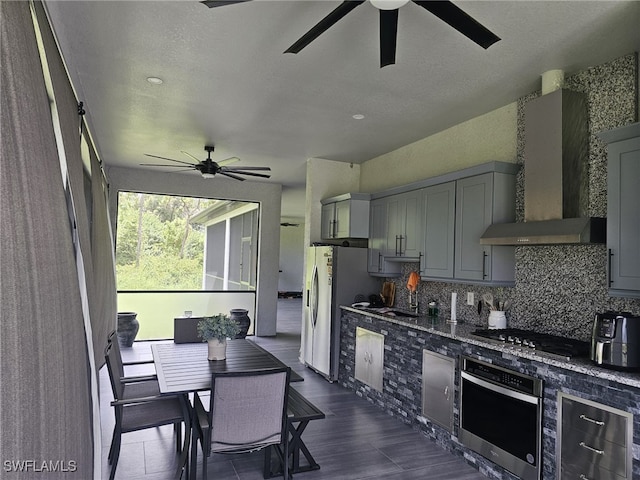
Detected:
[{"left": 115, "top": 192, "right": 258, "bottom": 291}]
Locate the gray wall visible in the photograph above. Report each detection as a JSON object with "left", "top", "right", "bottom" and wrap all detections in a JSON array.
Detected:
[{"left": 107, "top": 166, "right": 282, "bottom": 336}]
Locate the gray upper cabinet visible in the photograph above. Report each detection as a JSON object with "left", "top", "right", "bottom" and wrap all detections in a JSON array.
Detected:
[
  {"left": 367, "top": 162, "right": 518, "bottom": 283},
  {"left": 367, "top": 198, "right": 402, "bottom": 276},
  {"left": 454, "top": 172, "right": 516, "bottom": 283},
  {"left": 420, "top": 182, "right": 455, "bottom": 278},
  {"left": 320, "top": 193, "right": 370, "bottom": 239},
  {"left": 599, "top": 123, "right": 640, "bottom": 297},
  {"left": 383, "top": 190, "right": 422, "bottom": 259}
]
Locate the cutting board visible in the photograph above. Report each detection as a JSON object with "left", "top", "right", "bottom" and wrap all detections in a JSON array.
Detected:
[{"left": 381, "top": 282, "right": 396, "bottom": 307}]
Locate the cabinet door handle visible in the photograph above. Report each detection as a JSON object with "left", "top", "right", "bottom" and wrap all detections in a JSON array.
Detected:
[
  {"left": 579, "top": 414, "right": 605, "bottom": 426},
  {"left": 418, "top": 252, "right": 424, "bottom": 275},
  {"left": 399, "top": 235, "right": 404, "bottom": 255},
  {"left": 378, "top": 252, "right": 382, "bottom": 272},
  {"left": 579, "top": 442, "right": 604, "bottom": 455},
  {"left": 482, "top": 251, "right": 488, "bottom": 279},
  {"left": 332, "top": 219, "right": 337, "bottom": 238},
  {"left": 608, "top": 249, "right": 614, "bottom": 286},
  {"left": 395, "top": 235, "right": 400, "bottom": 256},
  {"left": 444, "top": 385, "right": 450, "bottom": 400}
]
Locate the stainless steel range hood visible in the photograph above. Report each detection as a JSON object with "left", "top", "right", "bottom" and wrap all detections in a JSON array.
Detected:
[
  {"left": 481, "top": 77, "right": 605, "bottom": 246},
  {"left": 481, "top": 217, "right": 606, "bottom": 245}
]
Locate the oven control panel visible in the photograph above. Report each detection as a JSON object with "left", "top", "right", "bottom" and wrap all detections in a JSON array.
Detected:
[{"left": 462, "top": 357, "right": 542, "bottom": 396}]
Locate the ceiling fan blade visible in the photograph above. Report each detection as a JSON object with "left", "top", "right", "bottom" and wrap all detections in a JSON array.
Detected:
[
  {"left": 144, "top": 154, "right": 195, "bottom": 166},
  {"left": 219, "top": 171, "right": 246, "bottom": 181},
  {"left": 140, "top": 163, "right": 197, "bottom": 168},
  {"left": 413, "top": 0, "right": 500, "bottom": 49},
  {"left": 180, "top": 150, "right": 203, "bottom": 163},
  {"left": 218, "top": 156, "right": 240, "bottom": 167},
  {"left": 201, "top": 0, "right": 252, "bottom": 8},
  {"left": 284, "top": 1, "right": 365, "bottom": 54},
  {"left": 226, "top": 170, "right": 271, "bottom": 179},
  {"left": 223, "top": 166, "right": 271, "bottom": 171},
  {"left": 380, "top": 9, "right": 399, "bottom": 67}
]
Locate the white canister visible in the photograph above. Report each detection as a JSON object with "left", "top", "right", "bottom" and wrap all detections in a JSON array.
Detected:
[{"left": 488, "top": 311, "right": 507, "bottom": 329}]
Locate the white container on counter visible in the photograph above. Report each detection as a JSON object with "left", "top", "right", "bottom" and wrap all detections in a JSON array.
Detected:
[{"left": 488, "top": 311, "right": 507, "bottom": 329}]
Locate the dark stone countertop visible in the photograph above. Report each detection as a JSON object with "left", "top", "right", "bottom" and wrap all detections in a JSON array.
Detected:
[{"left": 341, "top": 305, "right": 640, "bottom": 390}]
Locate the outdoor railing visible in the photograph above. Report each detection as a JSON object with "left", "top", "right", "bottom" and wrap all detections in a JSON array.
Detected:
[{"left": 117, "top": 290, "right": 256, "bottom": 340}]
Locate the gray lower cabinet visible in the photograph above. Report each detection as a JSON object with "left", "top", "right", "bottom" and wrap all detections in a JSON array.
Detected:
[
  {"left": 354, "top": 327, "right": 384, "bottom": 391},
  {"left": 454, "top": 172, "right": 516, "bottom": 284},
  {"left": 421, "top": 350, "right": 454, "bottom": 431},
  {"left": 558, "top": 392, "right": 633, "bottom": 480},
  {"left": 599, "top": 123, "right": 640, "bottom": 297}
]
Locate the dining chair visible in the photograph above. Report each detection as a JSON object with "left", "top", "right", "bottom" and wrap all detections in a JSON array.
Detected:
[
  {"left": 104, "top": 342, "right": 191, "bottom": 480},
  {"left": 191, "top": 367, "right": 292, "bottom": 479},
  {"left": 105, "top": 330, "right": 162, "bottom": 400},
  {"left": 107, "top": 329, "right": 156, "bottom": 371}
]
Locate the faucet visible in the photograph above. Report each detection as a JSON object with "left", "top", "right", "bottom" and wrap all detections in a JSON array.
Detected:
[{"left": 408, "top": 291, "right": 419, "bottom": 314}]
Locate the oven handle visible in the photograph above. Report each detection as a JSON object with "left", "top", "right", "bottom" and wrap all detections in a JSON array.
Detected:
[{"left": 461, "top": 371, "right": 541, "bottom": 405}]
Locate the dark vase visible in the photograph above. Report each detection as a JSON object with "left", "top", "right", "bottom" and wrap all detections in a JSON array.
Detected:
[
  {"left": 117, "top": 312, "right": 139, "bottom": 347},
  {"left": 230, "top": 309, "right": 251, "bottom": 339}
]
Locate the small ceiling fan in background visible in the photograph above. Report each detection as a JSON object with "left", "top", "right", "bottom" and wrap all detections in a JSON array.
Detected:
[
  {"left": 141, "top": 145, "right": 271, "bottom": 181},
  {"left": 201, "top": 0, "right": 500, "bottom": 68}
]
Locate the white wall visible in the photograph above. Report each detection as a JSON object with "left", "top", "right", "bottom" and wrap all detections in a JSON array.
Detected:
[
  {"left": 107, "top": 166, "right": 282, "bottom": 336},
  {"left": 278, "top": 219, "right": 305, "bottom": 293},
  {"left": 360, "top": 102, "right": 518, "bottom": 193}
]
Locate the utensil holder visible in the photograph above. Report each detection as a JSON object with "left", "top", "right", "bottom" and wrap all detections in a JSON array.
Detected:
[{"left": 488, "top": 311, "right": 507, "bottom": 329}]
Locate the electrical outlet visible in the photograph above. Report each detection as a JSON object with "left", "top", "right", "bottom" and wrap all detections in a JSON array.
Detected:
[{"left": 466, "top": 292, "right": 475, "bottom": 306}]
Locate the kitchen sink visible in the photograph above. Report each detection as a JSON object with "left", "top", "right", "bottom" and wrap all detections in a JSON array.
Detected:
[
  {"left": 363, "top": 307, "right": 418, "bottom": 318},
  {"left": 387, "top": 309, "right": 418, "bottom": 318}
]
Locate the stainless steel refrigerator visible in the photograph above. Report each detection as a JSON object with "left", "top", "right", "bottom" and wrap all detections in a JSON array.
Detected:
[{"left": 303, "top": 245, "right": 379, "bottom": 381}]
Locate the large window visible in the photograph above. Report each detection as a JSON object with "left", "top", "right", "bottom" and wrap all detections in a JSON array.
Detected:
[{"left": 115, "top": 191, "right": 259, "bottom": 291}]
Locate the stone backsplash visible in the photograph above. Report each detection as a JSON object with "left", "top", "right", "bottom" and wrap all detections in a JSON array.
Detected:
[{"left": 388, "top": 53, "right": 640, "bottom": 342}]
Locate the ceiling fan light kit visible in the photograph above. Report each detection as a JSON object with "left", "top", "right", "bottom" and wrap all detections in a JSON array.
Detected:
[
  {"left": 370, "top": 0, "right": 410, "bottom": 11},
  {"left": 203, "top": 0, "right": 500, "bottom": 68}
]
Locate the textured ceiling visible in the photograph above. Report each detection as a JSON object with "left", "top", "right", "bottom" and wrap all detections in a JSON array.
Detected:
[{"left": 44, "top": 0, "right": 640, "bottom": 217}]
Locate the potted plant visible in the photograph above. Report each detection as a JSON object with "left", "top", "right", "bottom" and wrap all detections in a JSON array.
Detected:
[{"left": 197, "top": 314, "right": 241, "bottom": 360}]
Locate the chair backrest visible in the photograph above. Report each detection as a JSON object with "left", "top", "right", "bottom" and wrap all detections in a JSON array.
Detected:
[
  {"left": 174, "top": 317, "right": 203, "bottom": 343},
  {"left": 207, "top": 367, "right": 291, "bottom": 453},
  {"left": 104, "top": 342, "right": 125, "bottom": 401}
]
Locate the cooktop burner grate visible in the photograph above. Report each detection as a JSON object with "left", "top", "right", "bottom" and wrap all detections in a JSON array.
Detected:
[{"left": 470, "top": 328, "right": 591, "bottom": 360}]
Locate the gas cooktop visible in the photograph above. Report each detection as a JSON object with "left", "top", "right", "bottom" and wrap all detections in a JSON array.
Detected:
[{"left": 470, "top": 328, "right": 591, "bottom": 361}]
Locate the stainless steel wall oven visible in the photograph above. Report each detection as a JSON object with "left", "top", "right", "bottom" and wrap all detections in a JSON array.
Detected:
[{"left": 459, "top": 356, "right": 543, "bottom": 480}]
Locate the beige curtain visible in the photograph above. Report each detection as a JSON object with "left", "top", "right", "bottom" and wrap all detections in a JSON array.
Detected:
[
  {"left": 32, "top": 0, "right": 115, "bottom": 369},
  {"left": 89, "top": 140, "right": 118, "bottom": 368},
  {"left": 0, "top": 1, "right": 93, "bottom": 477}
]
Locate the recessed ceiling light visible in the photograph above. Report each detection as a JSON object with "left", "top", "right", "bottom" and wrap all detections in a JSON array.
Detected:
[
  {"left": 146, "top": 77, "right": 164, "bottom": 85},
  {"left": 352, "top": 114, "right": 365, "bottom": 120}
]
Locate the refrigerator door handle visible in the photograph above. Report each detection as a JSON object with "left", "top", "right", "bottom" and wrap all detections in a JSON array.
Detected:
[{"left": 311, "top": 264, "right": 319, "bottom": 329}]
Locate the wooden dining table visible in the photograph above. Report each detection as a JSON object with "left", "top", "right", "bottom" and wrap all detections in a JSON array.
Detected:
[
  {"left": 151, "top": 339, "right": 303, "bottom": 394},
  {"left": 151, "top": 339, "right": 307, "bottom": 479}
]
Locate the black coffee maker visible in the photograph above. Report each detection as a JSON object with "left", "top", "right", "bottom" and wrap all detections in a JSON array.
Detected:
[{"left": 591, "top": 311, "right": 640, "bottom": 370}]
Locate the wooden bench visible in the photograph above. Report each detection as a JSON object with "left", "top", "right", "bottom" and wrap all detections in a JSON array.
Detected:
[{"left": 264, "top": 386, "right": 326, "bottom": 478}]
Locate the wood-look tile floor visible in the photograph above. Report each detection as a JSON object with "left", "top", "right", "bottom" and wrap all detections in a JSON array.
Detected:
[{"left": 100, "top": 298, "right": 487, "bottom": 479}]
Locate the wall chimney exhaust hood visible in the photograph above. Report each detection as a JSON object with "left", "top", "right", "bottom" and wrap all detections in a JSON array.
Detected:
[{"left": 481, "top": 73, "right": 605, "bottom": 246}]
